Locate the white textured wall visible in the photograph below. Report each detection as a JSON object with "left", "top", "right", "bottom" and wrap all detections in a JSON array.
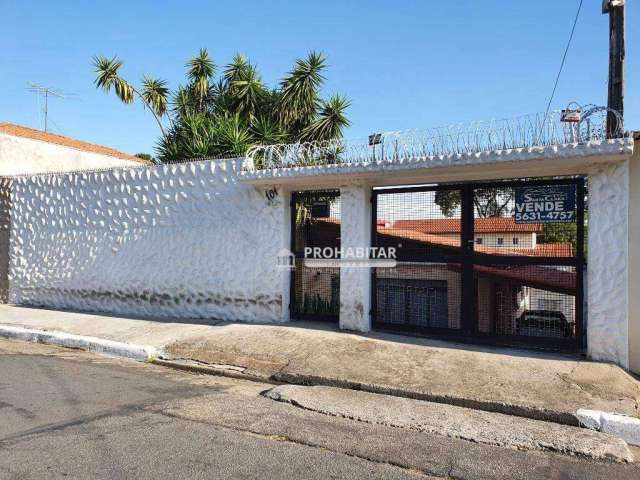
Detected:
[
  {"left": 0, "top": 134, "right": 142, "bottom": 175},
  {"left": 339, "top": 184, "right": 371, "bottom": 332},
  {"left": 9, "top": 160, "right": 287, "bottom": 323},
  {"left": 0, "top": 177, "right": 11, "bottom": 303},
  {"left": 588, "top": 160, "right": 629, "bottom": 368}
]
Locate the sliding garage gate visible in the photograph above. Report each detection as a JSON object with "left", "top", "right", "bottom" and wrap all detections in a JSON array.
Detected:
[{"left": 372, "top": 178, "right": 585, "bottom": 350}]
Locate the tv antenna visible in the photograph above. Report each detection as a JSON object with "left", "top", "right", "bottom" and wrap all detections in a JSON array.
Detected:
[{"left": 27, "top": 83, "right": 76, "bottom": 132}]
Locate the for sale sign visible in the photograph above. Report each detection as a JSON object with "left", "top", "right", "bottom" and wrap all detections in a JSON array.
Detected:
[{"left": 514, "top": 185, "right": 576, "bottom": 224}]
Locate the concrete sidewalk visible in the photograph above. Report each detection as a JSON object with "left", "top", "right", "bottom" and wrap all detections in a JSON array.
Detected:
[{"left": 1, "top": 304, "right": 639, "bottom": 425}]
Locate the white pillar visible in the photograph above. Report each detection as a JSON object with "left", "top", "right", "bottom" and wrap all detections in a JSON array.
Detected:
[
  {"left": 628, "top": 138, "right": 640, "bottom": 373},
  {"left": 279, "top": 187, "right": 292, "bottom": 323},
  {"left": 339, "top": 183, "right": 372, "bottom": 332},
  {"left": 587, "top": 160, "right": 629, "bottom": 368}
]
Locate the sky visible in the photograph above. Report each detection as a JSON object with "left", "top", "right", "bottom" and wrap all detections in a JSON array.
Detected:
[{"left": 1, "top": 0, "right": 638, "bottom": 156}]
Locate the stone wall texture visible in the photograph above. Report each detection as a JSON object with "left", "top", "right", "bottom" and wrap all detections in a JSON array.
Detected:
[
  {"left": 9, "top": 160, "right": 286, "bottom": 322},
  {"left": 587, "top": 160, "right": 629, "bottom": 368}
]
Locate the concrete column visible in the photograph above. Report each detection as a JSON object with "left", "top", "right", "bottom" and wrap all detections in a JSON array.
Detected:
[
  {"left": 628, "top": 137, "right": 640, "bottom": 373},
  {"left": 339, "top": 183, "right": 372, "bottom": 332},
  {"left": 279, "top": 187, "right": 292, "bottom": 323},
  {"left": 587, "top": 160, "right": 630, "bottom": 368}
]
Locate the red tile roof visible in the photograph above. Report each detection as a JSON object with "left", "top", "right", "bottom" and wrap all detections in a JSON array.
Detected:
[
  {"left": 471, "top": 265, "right": 576, "bottom": 295},
  {"left": 313, "top": 219, "right": 575, "bottom": 292},
  {"left": 378, "top": 226, "right": 572, "bottom": 257},
  {"left": 394, "top": 218, "right": 543, "bottom": 233},
  {"left": 0, "top": 123, "right": 150, "bottom": 164},
  {"left": 314, "top": 219, "right": 573, "bottom": 257}
]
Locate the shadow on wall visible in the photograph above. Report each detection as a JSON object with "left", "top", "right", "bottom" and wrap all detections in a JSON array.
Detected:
[
  {"left": 0, "top": 177, "right": 10, "bottom": 303},
  {"left": 7, "top": 159, "right": 285, "bottom": 322}
]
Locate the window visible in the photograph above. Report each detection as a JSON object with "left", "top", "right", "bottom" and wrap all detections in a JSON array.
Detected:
[
  {"left": 537, "top": 298, "right": 562, "bottom": 311},
  {"left": 475, "top": 238, "right": 483, "bottom": 245},
  {"left": 497, "top": 237, "right": 504, "bottom": 246},
  {"left": 512, "top": 237, "right": 519, "bottom": 245}
]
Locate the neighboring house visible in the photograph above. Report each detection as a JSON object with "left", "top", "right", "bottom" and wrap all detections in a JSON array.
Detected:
[
  {"left": 0, "top": 123, "right": 151, "bottom": 176},
  {"left": 302, "top": 217, "right": 575, "bottom": 337},
  {"left": 394, "top": 218, "right": 541, "bottom": 250},
  {"left": 381, "top": 218, "right": 575, "bottom": 337},
  {"left": 0, "top": 123, "right": 152, "bottom": 303}
]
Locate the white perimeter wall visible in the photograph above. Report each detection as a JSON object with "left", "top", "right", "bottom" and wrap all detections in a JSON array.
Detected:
[
  {"left": 9, "top": 159, "right": 289, "bottom": 322},
  {"left": 588, "top": 160, "right": 630, "bottom": 368},
  {"left": 5, "top": 148, "right": 635, "bottom": 369},
  {"left": 0, "top": 133, "right": 142, "bottom": 175}
]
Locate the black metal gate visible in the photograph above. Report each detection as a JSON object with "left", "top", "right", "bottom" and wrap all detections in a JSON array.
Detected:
[
  {"left": 371, "top": 178, "right": 585, "bottom": 350},
  {"left": 290, "top": 190, "right": 341, "bottom": 322}
]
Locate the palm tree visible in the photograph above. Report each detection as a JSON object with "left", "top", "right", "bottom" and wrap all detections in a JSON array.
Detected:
[
  {"left": 277, "top": 51, "right": 326, "bottom": 133},
  {"left": 93, "top": 49, "right": 350, "bottom": 163},
  {"left": 93, "top": 55, "right": 169, "bottom": 137},
  {"left": 185, "top": 48, "right": 215, "bottom": 112}
]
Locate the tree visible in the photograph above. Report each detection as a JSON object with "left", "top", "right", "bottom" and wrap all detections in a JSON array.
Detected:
[
  {"left": 93, "top": 50, "right": 350, "bottom": 163},
  {"left": 134, "top": 153, "right": 154, "bottom": 162},
  {"left": 434, "top": 188, "right": 514, "bottom": 218}
]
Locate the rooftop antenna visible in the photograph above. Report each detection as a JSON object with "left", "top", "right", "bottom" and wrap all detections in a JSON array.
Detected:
[{"left": 27, "top": 83, "right": 76, "bottom": 133}]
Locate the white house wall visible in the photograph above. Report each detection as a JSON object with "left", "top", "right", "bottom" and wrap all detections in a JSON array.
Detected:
[
  {"left": 0, "top": 133, "right": 143, "bottom": 175},
  {"left": 587, "top": 160, "right": 629, "bottom": 368},
  {"left": 9, "top": 159, "right": 287, "bottom": 322}
]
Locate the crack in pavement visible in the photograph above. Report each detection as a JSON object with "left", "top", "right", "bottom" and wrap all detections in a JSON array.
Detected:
[{"left": 153, "top": 408, "right": 441, "bottom": 478}]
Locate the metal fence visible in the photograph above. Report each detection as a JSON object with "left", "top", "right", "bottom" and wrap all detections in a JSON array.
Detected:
[
  {"left": 290, "top": 190, "right": 341, "bottom": 322},
  {"left": 246, "top": 106, "right": 625, "bottom": 170},
  {"left": 371, "top": 177, "right": 585, "bottom": 350}
]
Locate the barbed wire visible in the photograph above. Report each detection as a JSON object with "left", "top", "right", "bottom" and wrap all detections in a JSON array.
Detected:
[
  {"left": 246, "top": 107, "right": 626, "bottom": 170},
  {"left": 0, "top": 107, "right": 626, "bottom": 178}
]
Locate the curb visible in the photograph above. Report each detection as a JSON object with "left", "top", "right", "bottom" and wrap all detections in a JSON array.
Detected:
[
  {"left": 3, "top": 324, "right": 639, "bottom": 447},
  {"left": 576, "top": 409, "right": 640, "bottom": 447},
  {"left": 153, "top": 358, "right": 275, "bottom": 384},
  {"left": 272, "top": 371, "right": 582, "bottom": 427},
  {"left": 0, "top": 325, "right": 161, "bottom": 362}
]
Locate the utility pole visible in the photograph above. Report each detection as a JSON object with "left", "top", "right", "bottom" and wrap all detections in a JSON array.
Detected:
[{"left": 602, "top": 0, "right": 625, "bottom": 138}]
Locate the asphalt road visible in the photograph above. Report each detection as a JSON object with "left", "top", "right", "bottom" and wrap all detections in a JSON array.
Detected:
[{"left": 0, "top": 339, "right": 638, "bottom": 480}]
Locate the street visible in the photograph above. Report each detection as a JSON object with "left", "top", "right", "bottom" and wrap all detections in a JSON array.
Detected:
[{"left": 0, "top": 338, "right": 638, "bottom": 480}]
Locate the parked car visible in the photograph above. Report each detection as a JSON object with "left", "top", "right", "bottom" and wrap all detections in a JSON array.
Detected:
[{"left": 515, "top": 310, "right": 574, "bottom": 338}]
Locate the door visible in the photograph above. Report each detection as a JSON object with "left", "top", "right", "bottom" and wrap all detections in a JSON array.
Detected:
[{"left": 290, "top": 190, "right": 341, "bottom": 322}]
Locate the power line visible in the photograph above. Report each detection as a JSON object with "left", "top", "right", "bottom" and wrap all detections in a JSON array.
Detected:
[{"left": 542, "top": 0, "right": 584, "bottom": 122}]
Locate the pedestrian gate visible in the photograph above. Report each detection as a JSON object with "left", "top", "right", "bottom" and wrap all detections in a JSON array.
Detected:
[
  {"left": 290, "top": 190, "right": 341, "bottom": 322},
  {"left": 372, "top": 178, "right": 585, "bottom": 350}
]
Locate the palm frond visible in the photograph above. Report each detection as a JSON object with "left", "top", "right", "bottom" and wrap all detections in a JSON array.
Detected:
[
  {"left": 141, "top": 75, "right": 169, "bottom": 116},
  {"left": 231, "top": 64, "right": 266, "bottom": 121},
  {"left": 186, "top": 48, "right": 216, "bottom": 109},
  {"left": 223, "top": 53, "right": 251, "bottom": 86},
  {"left": 93, "top": 55, "right": 124, "bottom": 93},
  {"left": 278, "top": 51, "right": 326, "bottom": 127},
  {"left": 301, "top": 94, "right": 351, "bottom": 142},
  {"left": 251, "top": 115, "right": 286, "bottom": 145},
  {"left": 114, "top": 78, "right": 134, "bottom": 104}
]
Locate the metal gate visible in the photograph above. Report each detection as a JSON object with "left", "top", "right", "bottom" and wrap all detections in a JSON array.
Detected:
[
  {"left": 290, "top": 190, "right": 341, "bottom": 322},
  {"left": 371, "top": 178, "right": 585, "bottom": 350}
]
